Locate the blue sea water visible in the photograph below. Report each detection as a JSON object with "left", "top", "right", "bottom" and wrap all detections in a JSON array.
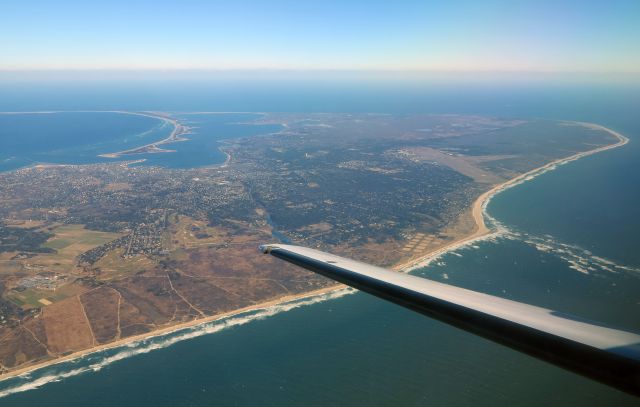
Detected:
[
  {"left": 0, "top": 111, "right": 281, "bottom": 172},
  {"left": 137, "top": 113, "right": 282, "bottom": 169},
  {"left": 0, "top": 112, "right": 172, "bottom": 171},
  {"left": 0, "top": 80, "right": 639, "bottom": 406}
]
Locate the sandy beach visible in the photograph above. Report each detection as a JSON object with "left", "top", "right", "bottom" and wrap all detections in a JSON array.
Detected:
[
  {"left": 97, "top": 111, "right": 189, "bottom": 159},
  {"left": 0, "top": 121, "right": 628, "bottom": 383},
  {"left": 394, "top": 121, "right": 629, "bottom": 273}
]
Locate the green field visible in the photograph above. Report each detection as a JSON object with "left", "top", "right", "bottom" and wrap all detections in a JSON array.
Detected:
[{"left": 42, "top": 224, "right": 120, "bottom": 251}]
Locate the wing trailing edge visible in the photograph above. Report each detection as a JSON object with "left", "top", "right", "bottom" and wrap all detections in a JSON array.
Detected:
[{"left": 260, "top": 243, "right": 640, "bottom": 396}]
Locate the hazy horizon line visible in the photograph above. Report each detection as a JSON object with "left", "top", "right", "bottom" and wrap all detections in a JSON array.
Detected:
[{"left": 2, "top": 68, "right": 639, "bottom": 84}]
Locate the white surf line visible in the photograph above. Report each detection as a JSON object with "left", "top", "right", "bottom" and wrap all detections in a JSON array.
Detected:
[
  {"left": 401, "top": 122, "right": 629, "bottom": 273},
  {"left": 0, "top": 288, "right": 355, "bottom": 397},
  {"left": 0, "top": 120, "right": 629, "bottom": 392},
  {"left": 517, "top": 232, "right": 640, "bottom": 275}
]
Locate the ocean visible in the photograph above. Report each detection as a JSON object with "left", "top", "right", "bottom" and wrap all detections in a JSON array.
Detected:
[
  {"left": 0, "top": 112, "right": 171, "bottom": 172},
  {"left": 0, "top": 111, "right": 281, "bottom": 172},
  {"left": 0, "top": 80, "right": 639, "bottom": 406}
]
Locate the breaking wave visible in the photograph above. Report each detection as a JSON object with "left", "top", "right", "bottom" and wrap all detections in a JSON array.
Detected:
[
  {"left": 412, "top": 198, "right": 640, "bottom": 279},
  {"left": 0, "top": 133, "right": 632, "bottom": 397},
  {"left": 0, "top": 288, "right": 355, "bottom": 398},
  {"left": 486, "top": 211, "right": 639, "bottom": 276},
  {"left": 516, "top": 231, "right": 640, "bottom": 275},
  {"left": 424, "top": 213, "right": 640, "bottom": 278}
]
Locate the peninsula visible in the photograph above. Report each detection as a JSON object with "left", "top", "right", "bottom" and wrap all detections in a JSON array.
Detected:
[
  {"left": 0, "top": 112, "right": 625, "bottom": 381},
  {"left": 98, "top": 112, "right": 191, "bottom": 158}
]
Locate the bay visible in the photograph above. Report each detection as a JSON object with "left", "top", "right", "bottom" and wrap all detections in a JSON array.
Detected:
[{"left": 0, "top": 81, "right": 639, "bottom": 406}]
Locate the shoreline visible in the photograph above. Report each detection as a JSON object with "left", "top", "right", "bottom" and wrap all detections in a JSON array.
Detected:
[
  {"left": 0, "top": 121, "right": 629, "bottom": 384},
  {"left": 1, "top": 111, "right": 284, "bottom": 174},
  {"left": 1, "top": 111, "right": 267, "bottom": 174},
  {"left": 394, "top": 121, "right": 629, "bottom": 273},
  {"left": 0, "top": 111, "right": 187, "bottom": 173},
  {"left": 97, "top": 112, "right": 190, "bottom": 159},
  {"left": 0, "top": 285, "right": 347, "bottom": 382}
]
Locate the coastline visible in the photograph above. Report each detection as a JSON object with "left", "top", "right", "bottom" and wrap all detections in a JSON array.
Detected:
[
  {"left": 0, "top": 111, "right": 185, "bottom": 173},
  {"left": 97, "top": 112, "right": 190, "bottom": 159},
  {"left": 0, "top": 121, "right": 629, "bottom": 384},
  {"left": 0, "top": 285, "right": 349, "bottom": 382},
  {"left": 394, "top": 121, "right": 629, "bottom": 273},
  {"left": 1, "top": 111, "right": 280, "bottom": 174}
]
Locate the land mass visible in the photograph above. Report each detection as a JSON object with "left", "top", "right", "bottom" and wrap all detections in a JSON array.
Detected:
[
  {"left": 0, "top": 113, "right": 625, "bottom": 379},
  {"left": 98, "top": 111, "right": 191, "bottom": 158}
]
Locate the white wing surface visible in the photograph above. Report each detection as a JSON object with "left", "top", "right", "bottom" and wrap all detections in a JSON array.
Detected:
[{"left": 260, "top": 243, "right": 640, "bottom": 396}]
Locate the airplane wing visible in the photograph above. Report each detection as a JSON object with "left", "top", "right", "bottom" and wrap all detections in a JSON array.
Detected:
[{"left": 259, "top": 243, "right": 640, "bottom": 396}]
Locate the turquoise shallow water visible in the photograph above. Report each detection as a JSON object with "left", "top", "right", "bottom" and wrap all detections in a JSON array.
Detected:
[{"left": 0, "top": 82, "right": 639, "bottom": 405}]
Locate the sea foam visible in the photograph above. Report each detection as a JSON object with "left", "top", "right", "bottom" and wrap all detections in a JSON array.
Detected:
[{"left": 0, "top": 288, "right": 355, "bottom": 398}]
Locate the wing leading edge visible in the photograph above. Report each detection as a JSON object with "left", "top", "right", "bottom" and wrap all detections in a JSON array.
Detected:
[{"left": 259, "top": 243, "right": 640, "bottom": 396}]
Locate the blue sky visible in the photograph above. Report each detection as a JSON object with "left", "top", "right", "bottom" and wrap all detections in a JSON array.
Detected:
[{"left": 1, "top": 0, "right": 639, "bottom": 73}]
